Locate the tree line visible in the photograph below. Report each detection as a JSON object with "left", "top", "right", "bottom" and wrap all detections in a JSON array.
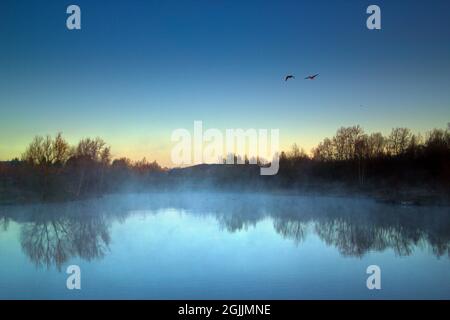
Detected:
[
  {"left": 0, "top": 125, "right": 449, "bottom": 204},
  {"left": 0, "top": 133, "right": 164, "bottom": 202},
  {"left": 277, "top": 125, "right": 450, "bottom": 199}
]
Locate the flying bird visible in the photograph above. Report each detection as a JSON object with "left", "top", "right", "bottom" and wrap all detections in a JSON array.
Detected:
[
  {"left": 305, "top": 73, "right": 319, "bottom": 80},
  {"left": 284, "top": 75, "right": 295, "bottom": 81}
]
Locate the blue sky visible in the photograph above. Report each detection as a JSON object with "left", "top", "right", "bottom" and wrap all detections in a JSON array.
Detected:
[{"left": 1, "top": 0, "right": 449, "bottom": 165}]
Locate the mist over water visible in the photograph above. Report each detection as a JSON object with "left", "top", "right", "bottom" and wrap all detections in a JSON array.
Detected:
[{"left": 0, "top": 192, "right": 449, "bottom": 299}]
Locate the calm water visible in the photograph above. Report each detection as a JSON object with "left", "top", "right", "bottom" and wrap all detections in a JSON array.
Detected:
[{"left": 0, "top": 192, "right": 449, "bottom": 299}]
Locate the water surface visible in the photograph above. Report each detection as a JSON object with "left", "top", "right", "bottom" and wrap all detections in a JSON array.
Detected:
[{"left": 0, "top": 192, "right": 449, "bottom": 299}]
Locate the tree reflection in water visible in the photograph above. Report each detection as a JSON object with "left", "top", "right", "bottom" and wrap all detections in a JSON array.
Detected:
[
  {"left": 271, "top": 201, "right": 450, "bottom": 258},
  {"left": 0, "top": 216, "right": 9, "bottom": 231},
  {"left": 273, "top": 219, "right": 309, "bottom": 245},
  {"left": 0, "top": 201, "right": 115, "bottom": 271},
  {"left": 20, "top": 214, "right": 110, "bottom": 271},
  {"left": 0, "top": 193, "right": 448, "bottom": 270}
]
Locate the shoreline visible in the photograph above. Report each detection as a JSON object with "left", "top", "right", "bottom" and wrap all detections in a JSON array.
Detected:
[{"left": 1, "top": 184, "right": 449, "bottom": 207}]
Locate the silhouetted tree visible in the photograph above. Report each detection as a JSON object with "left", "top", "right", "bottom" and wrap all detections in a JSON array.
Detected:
[{"left": 387, "top": 127, "right": 412, "bottom": 156}]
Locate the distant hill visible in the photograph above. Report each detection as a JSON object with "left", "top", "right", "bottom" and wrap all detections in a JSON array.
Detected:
[{"left": 168, "top": 163, "right": 261, "bottom": 177}]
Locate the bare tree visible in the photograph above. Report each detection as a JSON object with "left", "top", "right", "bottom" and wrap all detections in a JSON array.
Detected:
[
  {"left": 367, "top": 132, "right": 385, "bottom": 158},
  {"left": 53, "top": 133, "right": 71, "bottom": 165},
  {"left": 387, "top": 128, "right": 412, "bottom": 156},
  {"left": 313, "top": 138, "right": 334, "bottom": 161},
  {"left": 332, "top": 126, "right": 365, "bottom": 160},
  {"left": 22, "top": 133, "right": 70, "bottom": 166},
  {"left": 74, "top": 137, "right": 108, "bottom": 161}
]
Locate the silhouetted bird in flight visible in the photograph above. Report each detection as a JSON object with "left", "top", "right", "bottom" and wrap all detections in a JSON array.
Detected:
[
  {"left": 284, "top": 75, "right": 295, "bottom": 81},
  {"left": 305, "top": 74, "right": 319, "bottom": 80}
]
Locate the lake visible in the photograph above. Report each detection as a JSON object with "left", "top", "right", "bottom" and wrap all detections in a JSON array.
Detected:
[{"left": 0, "top": 192, "right": 449, "bottom": 299}]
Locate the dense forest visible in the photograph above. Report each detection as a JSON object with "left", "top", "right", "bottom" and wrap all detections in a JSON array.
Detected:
[{"left": 0, "top": 125, "right": 449, "bottom": 205}]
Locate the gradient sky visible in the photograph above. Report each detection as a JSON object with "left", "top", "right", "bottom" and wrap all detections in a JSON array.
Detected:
[{"left": 1, "top": 0, "right": 450, "bottom": 166}]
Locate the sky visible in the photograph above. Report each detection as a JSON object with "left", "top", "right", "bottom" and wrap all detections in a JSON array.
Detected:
[{"left": 1, "top": 0, "right": 450, "bottom": 166}]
